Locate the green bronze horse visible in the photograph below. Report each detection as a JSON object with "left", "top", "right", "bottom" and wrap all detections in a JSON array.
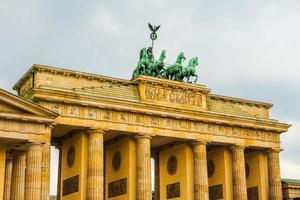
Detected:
[
  {"left": 132, "top": 48, "right": 149, "bottom": 79},
  {"left": 160, "top": 52, "right": 186, "bottom": 80},
  {"left": 146, "top": 50, "right": 166, "bottom": 77},
  {"left": 179, "top": 57, "right": 198, "bottom": 83}
]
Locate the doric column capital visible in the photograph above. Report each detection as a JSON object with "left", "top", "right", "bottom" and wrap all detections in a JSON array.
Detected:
[
  {"left": 11, "top": 150, "right": 26, "bottom": 156},
  {"left": 87, "top": 128, "right": 106, "bottom": 134},
  {"left": 266, "top": 148, "right": 281, "bottom": 153},
  {"left": 192, "top": 140, "right": 210, "bottom": 146},
  {"left": 135, "top": 133, "right": 152, "bottom": 140},
  {"left": 27, "top": 141, "right": 44, "bottom": 146},
  {"left": 230, "top": 144, "right": 246, "bottom": 150}
]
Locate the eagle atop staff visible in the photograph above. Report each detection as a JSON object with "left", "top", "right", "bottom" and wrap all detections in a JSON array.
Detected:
[
  {"left": 148, "top": 23, "right": 160, "bottom": 33},
  {"left": 148, "top": 23, "right": 161, "bottom": 49}
]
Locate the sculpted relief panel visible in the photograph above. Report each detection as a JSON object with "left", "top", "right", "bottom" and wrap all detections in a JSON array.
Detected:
[
  {"left": 43, "top": 101, "right": 280, "bottom": 145},
  {"left": 144, "top": 86, "right": 203, "bottom": 107}
]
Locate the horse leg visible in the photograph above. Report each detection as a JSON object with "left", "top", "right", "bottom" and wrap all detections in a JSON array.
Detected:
[{"left": 194, "top": 75, "right": 198, "bottom": 83}]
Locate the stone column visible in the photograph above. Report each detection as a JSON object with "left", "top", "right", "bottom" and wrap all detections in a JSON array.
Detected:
[
  {"left": 87, "top": 129, "right": 105, "bottom": 200},
  {"left": 231, "top": 145, "right": 247, "bottom": 200},
  {"left": 10, "top": 152, "right": 26, "bottom": 200},
  {"left": 40, "top": 143, "right": 50, "bottom": 200},
  {"left": 193, "top": 141, "right": 209, "bottom": 200},
  {"left": 3, "top": 157, "right": 12, "bottom": 200},
  {"left": 267, "top": 148, "right": 282, "bottom": 200},
  {"left": 25, "top": 142, "right": 43, "bottom": 200},
  {"left": 153, "top": 151, "right": 160, "bottom": 200},
  {"left": 135, "top": 134, "right": 152, "bottom": 200},
  {"left": 56, "top": 145, "right": 62, "bottom": 200}
]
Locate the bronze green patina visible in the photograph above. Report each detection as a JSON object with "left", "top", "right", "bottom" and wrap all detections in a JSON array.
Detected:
[{"left": 132, "top": 24, "right": 200, "bottom": 83}]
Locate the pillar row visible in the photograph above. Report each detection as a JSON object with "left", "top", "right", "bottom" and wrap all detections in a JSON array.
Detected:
[
  {"left": 87, "top": 129, "right": 105, "bottom": 200},
  {"left": 25, "top": 142, "right": 43, "bottom": 200},
  {"left": 267, "top": 149, "right": 282, "bottom": 200},
  {"left": 10, "top": 152, "right": 26, "bottom": 200},
  {"left": 135, "top": 134, "right": 152, "bottom": 200},
  {"left": 231, "top": 145, "right": 247, "bottom": 200},
  {"left": 3, "top": 157, "right": 12, "bottom": 200},
  {"left": 193, "top": 141, "right": 209, "bottom": 200}
]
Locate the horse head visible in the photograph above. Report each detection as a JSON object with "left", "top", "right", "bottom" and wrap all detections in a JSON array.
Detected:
[
  {"left": 188, "top": 57, "right": 198, "bottom": 68},
  {"left": 175, "top": 52, "right": 186, "bottom": 65}
]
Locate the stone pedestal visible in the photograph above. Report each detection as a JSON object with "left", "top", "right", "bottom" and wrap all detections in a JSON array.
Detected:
[
  {"left": 231, "top": 145, "right": 247, "bottom": 200},
  {"left": 3, "top": 157, "right": 12, "bottom": 200},
  {"left": 135, "top": 134, "right": 152, "bottom": 200},
  {"left": 267, "top": 149, "right": 282, "bottom": 200},
  {"left": 193, "top": 141, "right": 209, "bottom": 200},
  {"left": 25, "top": 142, "right": 43, "bottom": 200},
  {"left": 87, "top": 129, "right": 105, "bottom": 200},
  {"left": 10, "top": 152, "right": 26, "bottom": 200}
]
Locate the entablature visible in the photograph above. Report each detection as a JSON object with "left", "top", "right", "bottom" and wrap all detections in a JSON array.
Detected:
[{"left": 14, "top": 64, "right": 276, "bottom": 119}]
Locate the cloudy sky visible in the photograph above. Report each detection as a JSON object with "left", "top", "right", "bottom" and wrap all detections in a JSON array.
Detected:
[{"left": 1, "top": 0, "right": 300, "bottom": 195}]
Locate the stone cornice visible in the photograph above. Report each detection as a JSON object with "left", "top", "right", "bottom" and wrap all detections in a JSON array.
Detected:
[
  {"left": 209, "top": 94, "right": 273, "bottom": 109},
  {"left": 0, "top": 112, "right": 54, "bottom": 124},
  {"left": 13, "top": 64, "right": 132, "bottom": 90},
  {"left": 31, "top": 87, "right": 290, "bottom": 133},
  {"left": 0, "top": 89, "right": 58, "bottom": 118}
]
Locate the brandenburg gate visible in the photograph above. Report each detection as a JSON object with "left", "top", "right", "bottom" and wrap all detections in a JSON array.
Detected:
[{"left": 0, "top": 62, "right": 290, "bottom": 200}]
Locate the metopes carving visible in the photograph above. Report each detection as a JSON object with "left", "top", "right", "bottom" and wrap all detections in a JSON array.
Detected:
[
  {"left": 62, "top": 175, "right": 79, "bottom": 196},
  {"left": 247, "top": 186, "right": 259, "bottom": 200},
  {"left": 209, "top": 184, "right": 223, "bottom": 200},
  {"left": 108, "top": 178, "right": 127, "bottom": 198},
  {"left": 166, "top": 182, "right": 180, "bottom": 199},
  {"left": 44, "top": 102, "right": 280, "bottom": 143},
  {"left": 145, "top": 86, "right": 202, "bottom": 107}
]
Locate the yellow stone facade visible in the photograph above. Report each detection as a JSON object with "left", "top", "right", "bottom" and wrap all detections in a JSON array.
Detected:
[{"left": 0, "top": 64, "right": 291, "bottom": 200}]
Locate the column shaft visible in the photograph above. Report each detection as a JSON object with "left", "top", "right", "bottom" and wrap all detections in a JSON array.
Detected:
[
  {"left": 87, "top": 129, "right": 105, "bottom": 200},
  {"left": 56, "top": 145, "right": 62, "bottom": 200},
  {"left": 25, "top": 143, "right": 43, "bottom": 200},
  {"left": 10, "top": 152, "right": 26, "bottom": 200},
  {"left": 267, "top": 149, "right": 282, "bottom": 200},
  {"left": 40, "top": 143, "right": 50, "bottom": 200},
  {"left": 3, "top": 158, "right": 12, "bottom": 200},
  {"left": 153, "top": 151, "right": 160, "bottom": 200},
  {"left": 231, "top": 146, "right": 247, "bottom": 200},
  {"left": 193, "top": 142, "right": 209, "bottom": 200},
  {"left": 136, "top": 135, "right": 152, "bottom": 200}
]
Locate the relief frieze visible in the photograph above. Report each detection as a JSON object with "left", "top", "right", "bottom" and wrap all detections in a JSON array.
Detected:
[
  {"left": 43, "top": 102, "right": 280, "bottom": 144},
  {"left": 145, "top": 86, "right": 202, "bottom": 107},
  {"left": 0, "top": 120, "right": 48, "bottom": 135}
]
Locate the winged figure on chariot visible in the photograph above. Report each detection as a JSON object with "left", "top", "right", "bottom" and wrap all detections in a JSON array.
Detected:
[{"left": 131, "top": 23, "right": 199, "bottom": 83}]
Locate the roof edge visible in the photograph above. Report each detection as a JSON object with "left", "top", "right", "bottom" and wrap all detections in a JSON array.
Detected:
[
  {"left": 0, "top": 88, "right": 58, "bottom": 118},
  {"left": 209, "top": 94, "right": 273, "bottom": 109}
]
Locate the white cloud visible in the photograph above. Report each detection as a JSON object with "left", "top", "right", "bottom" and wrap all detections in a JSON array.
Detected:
[{"left": 281, "top": 160, "right": 300, "bottom": 180}]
